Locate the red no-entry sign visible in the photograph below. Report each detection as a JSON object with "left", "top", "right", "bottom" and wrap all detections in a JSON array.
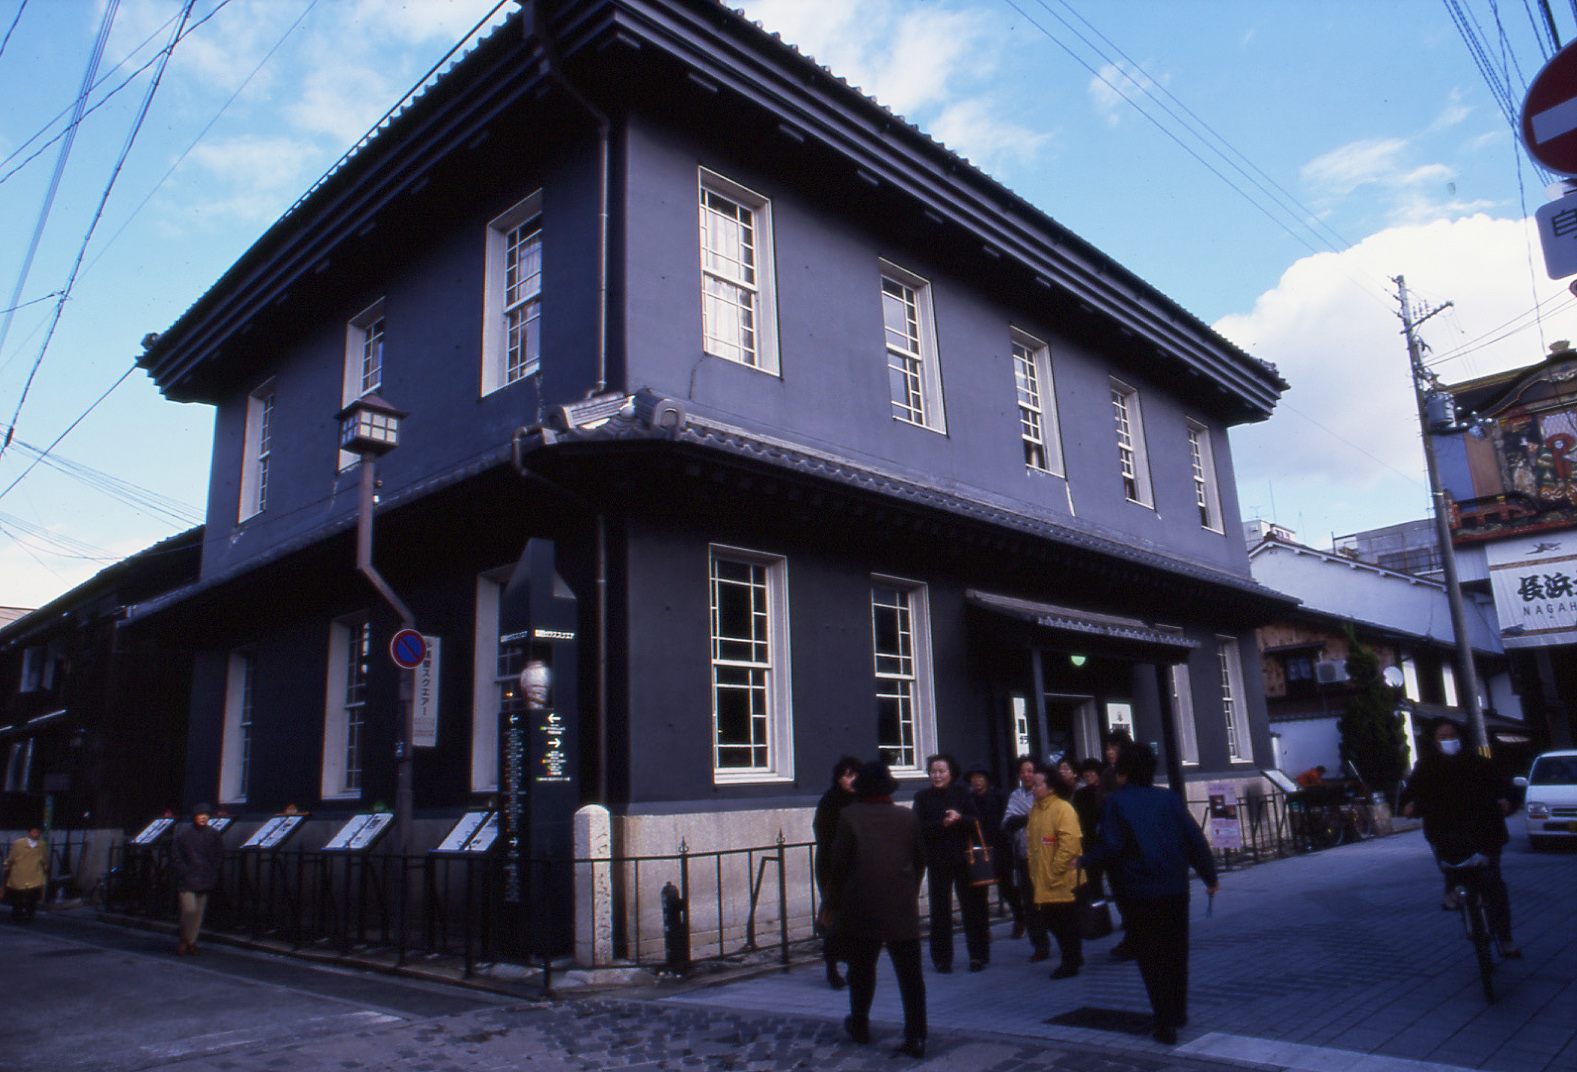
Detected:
[{"left": 1523, "top": 40, "right": 1577, "bottom": 175}]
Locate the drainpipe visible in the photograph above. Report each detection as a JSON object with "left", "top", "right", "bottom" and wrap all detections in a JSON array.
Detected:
[{"left": 523, "top": 0, "right": 610, "bottom": 393}]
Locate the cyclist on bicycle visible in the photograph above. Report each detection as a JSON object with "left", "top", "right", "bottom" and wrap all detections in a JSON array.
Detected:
[{"left": 1399, "top": 718, "right": 1520, "bottom": 958}]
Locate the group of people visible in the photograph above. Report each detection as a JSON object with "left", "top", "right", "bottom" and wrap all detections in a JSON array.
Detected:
[{"left": 812, "top": 734, "right": 1219, "bottom": 1052}]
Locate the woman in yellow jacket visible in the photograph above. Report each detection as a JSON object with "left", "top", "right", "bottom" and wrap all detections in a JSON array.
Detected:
[
  {"left": 4, "top": 825, "right": 47, "bottom": 922},
  {"left": 1025, "top": 767, "right": 1084, "bottom": 978}
]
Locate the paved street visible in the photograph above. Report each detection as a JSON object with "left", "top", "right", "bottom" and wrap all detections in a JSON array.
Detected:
[
  {"left": 1, "top": 829, "right": 1573, "bottom": 1072},
  {"left": 672, "top": 829, "right": 1577, "bottom": 1072}
]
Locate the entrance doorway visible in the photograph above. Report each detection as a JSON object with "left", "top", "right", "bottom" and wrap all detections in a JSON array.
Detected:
[{"left": 1044, "top": 694, "right": 1098, "bottom": 764}]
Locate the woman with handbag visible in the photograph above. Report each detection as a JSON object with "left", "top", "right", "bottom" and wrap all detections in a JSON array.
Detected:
[
  {"left": 813, "top": 755, "right": 863, "bottom": 989},
  {"left": 912, "top": 753, "right": 990, "bottom": 972},
  {"left": 1026, "top": 766, "right": 1084, "bottom": 978}
]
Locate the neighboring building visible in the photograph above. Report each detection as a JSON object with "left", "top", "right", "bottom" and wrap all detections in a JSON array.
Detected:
[
  {"left": 127, "top": 0, "right": 1290, "bottom": 961},
  {"left": 1333, "top": 519, "right": 1443, "bottom": 579},
  {"left": 0, "top": 608, "right": 31, "bottom": 629},
  {"left": 1248, "top": 532, "right": 1521, "bottom": 780},
  {"left": 1435, "top": 342, "right": 1577, "bottom": 747},
  {"left": 0, "top": 528, "right": 202, "bottom": 882}
]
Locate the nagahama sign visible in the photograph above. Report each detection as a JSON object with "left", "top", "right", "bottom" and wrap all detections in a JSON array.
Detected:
[{"left": 1485, "top": 538, "right": 1577, "bottom": 649}]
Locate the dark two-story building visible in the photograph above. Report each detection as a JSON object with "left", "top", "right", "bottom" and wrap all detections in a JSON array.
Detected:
[{"left": 126, "top": 0, "right": 1290, "bottom": 960}]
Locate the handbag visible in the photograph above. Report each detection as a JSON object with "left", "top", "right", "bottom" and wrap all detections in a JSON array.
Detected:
[
  {"left": 965, "top": 820, "right": 997, "bottom": 887},
  {"left": 1076, "top": 868, "right": 1114, "bottom": 939}
]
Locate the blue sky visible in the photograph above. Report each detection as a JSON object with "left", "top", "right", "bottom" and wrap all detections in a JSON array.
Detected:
[{"left": 2, "top": 0, "right": 1574, "bottom": 607}]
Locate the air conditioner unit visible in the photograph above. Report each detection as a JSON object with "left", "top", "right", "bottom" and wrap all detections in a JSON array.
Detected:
[{"left": 1315, "top": 660, "right": 1350, "bottom": 685}]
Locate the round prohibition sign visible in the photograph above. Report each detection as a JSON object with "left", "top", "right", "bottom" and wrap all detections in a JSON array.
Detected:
[{"left": 390, "top": 628, "right": 426, "bottom": 669}]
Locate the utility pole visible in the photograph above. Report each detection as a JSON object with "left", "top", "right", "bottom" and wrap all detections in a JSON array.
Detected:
[{"left": 1394, "top": 275, "right": 1490, "bottom": 753}]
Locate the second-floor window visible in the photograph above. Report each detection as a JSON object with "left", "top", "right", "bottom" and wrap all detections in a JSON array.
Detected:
[
  {"left": 1188, "top": 420, "right": 1223, "bottom": 531},
  {"left": 1110, "top": 378, "right": 1152, "bottom": 506},
  {"left": 880, "top": 262, "right": 945, "bottom": 433},
  {"left": 698, "top": 169, "right": 778, "bottom": 373},
  {"left": 1012, "top": 330, "right": 1062, "bottom": 475},
  {"left": 482, "top": 191, "right": 542, "bottom": 394},
  {"left": 340, "top": 300, "right": 386, "bottom": 470},
  {"left": 240, "top": 383, "right": 275, "bottom": 521},
  {"left": 710, "top": 546, "right": 793, "bottom": 782}
]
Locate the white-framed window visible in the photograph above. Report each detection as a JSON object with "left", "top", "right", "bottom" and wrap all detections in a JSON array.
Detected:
[
  {"left": 870, "top": 577, "right": 937, "bottom": 775},
  {"left": 339, "top": 300, "right": 386, "bottom": 470},
  {"left": 709, "top": 546, "right": 793, "bottom": 783},
  {"left": 1216, "top": 635, "right": 1252, "bottom": 763},
  {"left": 1110, "top": 378, "right": 1152, "bottom": 506},
  {"left": 219, "top": 649, "right": 257, "bottom": 803},
  {"left": 698, "top": 169, "right": 779, "bottom": 374},
  {"left": 3, "top": 739, "right": 32, "bottom": 793},
  {"left": 471, "top": 573, "right": 505, "bottom": 793},
  {"left": 239, "top": 383, "right": 276, "bottom": 522},
  {"left": 1169, "top": 662, "right": 1200, "bottom": 765},
  {"left": 1011, "top": 329, "right": 1063, "bottom": 475},
  {"left": 321, "top": 614, "right": 370, "bottom": 799},
  {"left": 481, "top": 191, "right": 542, "bottom": 394},
  {"left": 1187, "top": 419, "right": 1224, "bottom": 531},
  {"left": 880, "top": 261, "right": 946, "bottom": 433}
]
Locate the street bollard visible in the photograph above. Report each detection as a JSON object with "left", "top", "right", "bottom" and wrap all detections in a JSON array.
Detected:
[{"left": 661, "top": 880, "right": 690, "bottom": 974}]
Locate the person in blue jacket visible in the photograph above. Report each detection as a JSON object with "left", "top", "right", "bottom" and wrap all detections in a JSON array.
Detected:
[{"left": 1076, "top": 742, "right": 1218, "bottom": 1046}]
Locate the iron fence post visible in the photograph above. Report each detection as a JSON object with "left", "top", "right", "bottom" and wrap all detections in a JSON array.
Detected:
[{"left": 775, "top": 830, "right": 789, "bottom": 966}]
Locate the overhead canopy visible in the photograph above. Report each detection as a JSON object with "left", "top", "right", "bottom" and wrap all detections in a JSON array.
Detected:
[{"left": 964, "top": 590, "right": 1199, "bottom": 659}]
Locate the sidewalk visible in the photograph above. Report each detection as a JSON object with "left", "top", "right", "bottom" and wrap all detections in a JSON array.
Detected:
[{"left": 662, "top": 830, "right": 1577, "bottom": 1071}]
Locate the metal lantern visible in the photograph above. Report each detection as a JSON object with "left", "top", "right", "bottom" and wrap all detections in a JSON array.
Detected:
[{"left": 337, "top": 393, "right": 406, "bottom": 456}]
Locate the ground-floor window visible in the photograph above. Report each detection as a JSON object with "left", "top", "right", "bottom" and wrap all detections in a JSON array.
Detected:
[{"left": 709, "top": 546, "right": 793, "bottom": 783}]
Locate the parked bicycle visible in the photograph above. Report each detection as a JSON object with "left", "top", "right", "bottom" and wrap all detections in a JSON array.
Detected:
[{"left": 1439, "top": 851, "right": 1501, "bottom": 1003}]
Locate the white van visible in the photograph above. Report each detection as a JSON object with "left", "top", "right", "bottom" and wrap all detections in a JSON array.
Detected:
[{"left": 1517, "top": 750, "right": 1577, "bottom": 848}]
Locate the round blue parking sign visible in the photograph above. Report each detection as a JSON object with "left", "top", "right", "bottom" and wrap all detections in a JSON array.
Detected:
[{"left": 390, "top": 628, "right": 426, "bottom": 669}]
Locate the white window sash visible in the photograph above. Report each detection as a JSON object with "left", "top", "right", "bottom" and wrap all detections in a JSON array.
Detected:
[
  {"left": 470, "top": 573, "right": 504, "bottom": 793},
  {"left": 1012, "top": 329, "right": 1063, "bottom": 476},
  {"left": 879, "top": 261, "right": 945, "bottom": 433},
  {"left": 1170, "top": 663, "right": 1200, "bottom": 765},
  {"left": 219, "top": 649, "right": 256, "bottom": 803},
  {"left": 239, "top": 385, "right": 274, "bottom": 521},
  {"left": 1188, "top": 420, "right": 1224, "bottom": 531},
  {"left": 870, "top": 576, "right": 935, "bottom": 776},
  {"left": 321, "top": 616, "right": 368, "bottom": 800},
  {"left": 1217, "top": 636, "right": 1252, "bottom": 763},
  {"left": 1110, "top": 378, "right": 1152, "bottom": 505},
  {"left": 481, "top": 191, "right": 543, "bottom": 395},
  {"left": 709, "top": 546, "right": 793, "bottom": 783},
  {"left": 698, "top": 169, "right": 778, "bottom": 374}
]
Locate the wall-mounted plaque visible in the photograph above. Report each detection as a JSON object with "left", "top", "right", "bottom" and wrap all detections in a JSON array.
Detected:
[
  {"left": 434, "top": 811, "right": 492, "bottom": 855},
  {"left": 463, "top": 812, "right": 500, "bottom": 854},
  {"left": 131, "top": 818, "right": 175, "bottom": 846}
]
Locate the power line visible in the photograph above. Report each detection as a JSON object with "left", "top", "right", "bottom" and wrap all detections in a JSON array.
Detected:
[
  {"left": 0, "top": 365, "right": 135, "bottom": 510},
  {"left": 0, "top": 2, "right": 230, "bottom": 191},
  {"left": 1, "top": 0, "right": 195, "bottom": 461},
  {"left": 0, "top": 424, "right": 202, "bottom": 526},
  {"left": 0, "top": 0, "right": 26, "bottom": 66},
  {"left": 0, "top": 0, "right": 121, "bottom": 397}
]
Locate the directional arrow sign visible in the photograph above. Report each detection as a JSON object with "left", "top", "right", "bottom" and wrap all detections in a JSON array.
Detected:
[{"left": 1523, "top": 40, "right": 1577, "bottom": 175}]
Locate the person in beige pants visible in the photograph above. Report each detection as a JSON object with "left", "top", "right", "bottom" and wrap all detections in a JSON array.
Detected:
[{"left": 171, "top": 806, "right": 224, "bottom": 954}]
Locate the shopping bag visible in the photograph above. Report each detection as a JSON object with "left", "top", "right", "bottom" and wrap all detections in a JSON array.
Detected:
[
  {"left": 966, "top": 820, "right": 996, "bottom": 887},
  {"left": 1076, "top": 869, "right": 1113, "bottom": 939}
]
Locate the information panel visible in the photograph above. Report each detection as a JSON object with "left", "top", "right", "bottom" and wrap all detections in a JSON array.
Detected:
[
  {"left": 242, "top": 814, "right": 307, "bottom": 851},
  {"left": 131, "top": 818, "right": 175, "bottom": 846},
  {"left": 322, "top": 814, "right": 393, "bottom": 853},
  {"left": 208, "top": 817, "right": 234, "bottom": 833},
  {"left": 434, "top": 811, "right": 492, "bottom": 855},
  {"left": 463, "top": 812, "right": 500, "bottom": 854}
]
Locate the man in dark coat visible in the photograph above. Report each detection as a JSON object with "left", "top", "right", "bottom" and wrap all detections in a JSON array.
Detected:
[
  {"left": 912, "top": 752, "right": 989, "bottom": 972},
  {"left": 1078, "top": 744, "right": 1218, "bottom": 1047},
  {"left": 813, "top": 755, "right": 862, "bottom": 989},
  {"left": 826, "top": 760, "right": 927, "bottom": 1059},
  {"left": 171, "top": 804, "right": 226, "bottom": 955},
  {"left": 1400, "top": 718, "right": 1519, "bottom": 956}
]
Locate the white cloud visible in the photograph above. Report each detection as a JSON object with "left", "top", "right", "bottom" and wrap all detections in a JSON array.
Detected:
[
  {"left": 1429, "top": 92, "right": 1471, "bottom": 131},
  {"left": 930, "top": 98, "right": 1052, "bottom": 173},
  {"left": 1087, "top": 61, "right": 1168, "bottom": 128},
  {"left": 183, "top": 135, "right": 320, "bottom": 222},
  {"left": 285, "top": 64, "right": 400, "bottom": 146},
  {"left": 1301, "top": 138, "right": 1412, "bottom": 197},
  {"left": 1220, "top": 214, "right": 1575, "bottom": 535}
]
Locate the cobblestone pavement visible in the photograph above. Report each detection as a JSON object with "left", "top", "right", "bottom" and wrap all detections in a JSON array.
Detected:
[
  {"left": 666, "top": 830, "right": 1577, "bottom": 1072},
  {"left": 0, "top": 915, "right": 1294, "bottom": 1072},
  {"left": 3, "top": 830, "right": 1573, "bottom": 1072}
]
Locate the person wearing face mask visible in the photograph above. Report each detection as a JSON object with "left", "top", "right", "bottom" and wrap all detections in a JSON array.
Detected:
[
  {"left": 912, "top": 753, "right": 989, "bottom": 972},
  {"left": 1400, "top": 719, "right": 1520, "bottom": 957}
]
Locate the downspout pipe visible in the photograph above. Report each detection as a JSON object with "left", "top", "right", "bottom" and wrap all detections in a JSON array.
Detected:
[
  {"left": 520, "top": 2, "right": 613, "bottom": 805},
  {"left": 523, "top": 0, "right": 610, "bottom": 394}
]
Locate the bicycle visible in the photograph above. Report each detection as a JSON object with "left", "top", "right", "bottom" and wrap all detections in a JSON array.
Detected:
[{"left": 1438, "top": 852, "right": 1500, "bottom": 1003}]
